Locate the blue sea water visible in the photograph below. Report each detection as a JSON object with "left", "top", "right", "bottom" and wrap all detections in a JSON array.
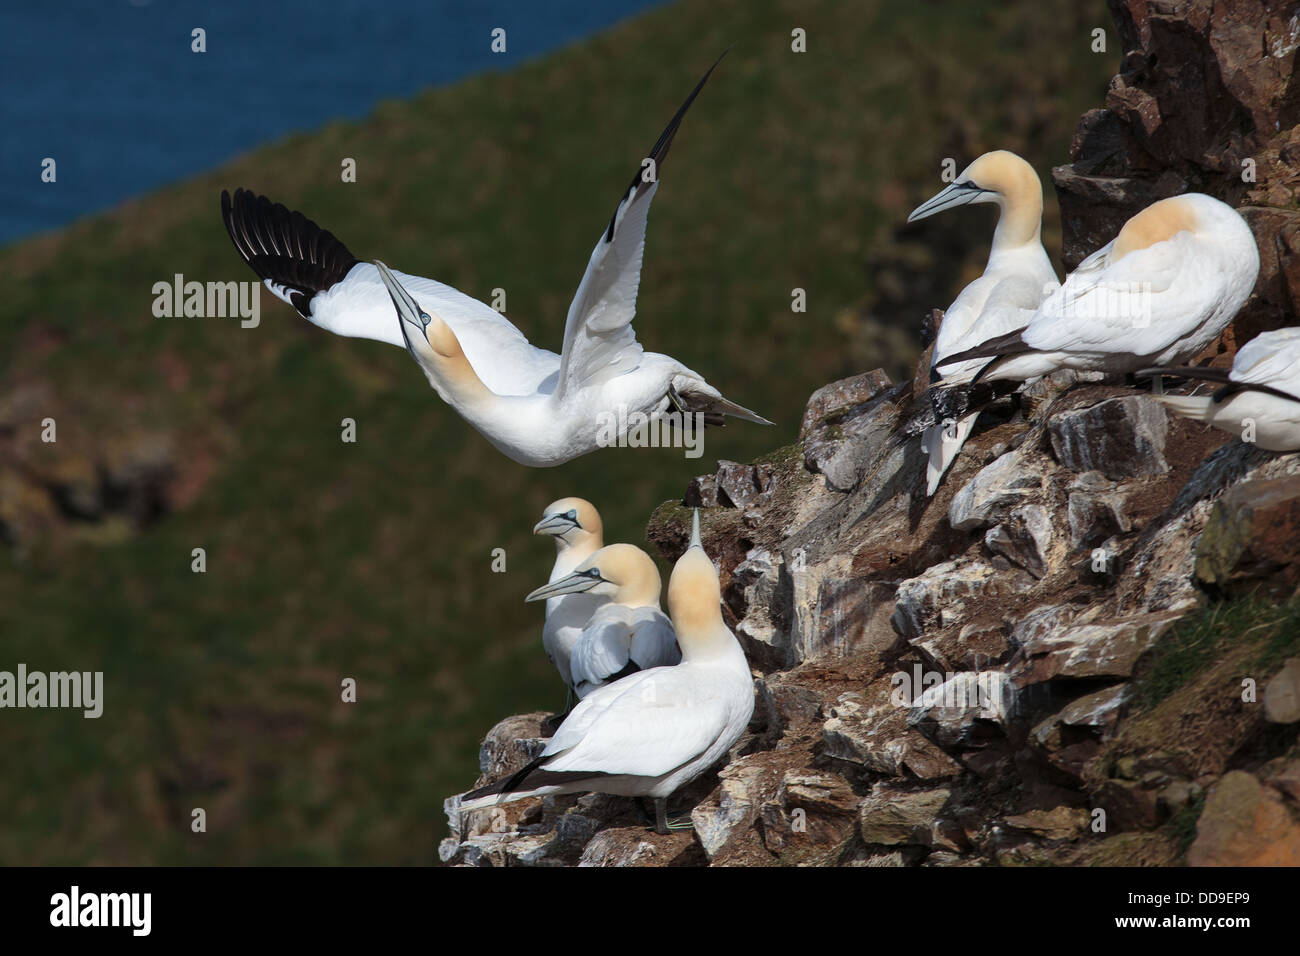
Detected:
[{"left": 0, "top": 0, "right": 666, "bottom": 245}]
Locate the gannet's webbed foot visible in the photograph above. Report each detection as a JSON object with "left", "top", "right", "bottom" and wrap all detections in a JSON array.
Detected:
[
  {"left": 666, "top": 385, "right": 730, "bottom": 427},
  {"left": 667, "top": 384, "right": 688, "bottom": 416}
]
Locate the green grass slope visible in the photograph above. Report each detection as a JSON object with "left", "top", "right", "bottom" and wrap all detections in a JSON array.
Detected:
[{"left": 0, "top": 0, "right": 1113, "bottom": 863}]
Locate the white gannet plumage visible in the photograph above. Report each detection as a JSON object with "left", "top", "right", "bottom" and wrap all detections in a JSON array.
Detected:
[
  {"left": 458, "top": 511, "right": 754, "bottom": 833},
  {"left": 1138, "top": 327, "right": 1300, "bottom": 451},
  {"left": 907, "top": 150, "right": 1059, "bottom": 494},
  {"left": 934, "top": 193, "right": 1261, "bottom": 386},
  {"left": 533, "top": 497, "right": 607, "bottom": 697},
  {"left": 524, "top": 542, "right": 679, "bottom": 699},
  {"left": 220, "top": 57, "right": 769, "bottom": 468}
]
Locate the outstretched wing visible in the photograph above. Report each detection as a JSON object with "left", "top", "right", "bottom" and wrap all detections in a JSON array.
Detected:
[
  {"left": 555, "top": 55, "right": 725, "bottom": 395},
  {"left": 221, "top": 189, "right": 557, "bottom": 396}
]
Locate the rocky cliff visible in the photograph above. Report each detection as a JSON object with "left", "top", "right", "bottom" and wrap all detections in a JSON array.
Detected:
[{"left": 439, "top": 0, "right": 1300, "bottom": 867}]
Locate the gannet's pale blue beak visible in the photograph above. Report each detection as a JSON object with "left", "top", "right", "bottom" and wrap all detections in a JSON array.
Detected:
[
  {"left": 533, "top": 511, "right": 580, "bottom": 536},
  {"left": 525, "top": 568, "right": 604, "bottom": 602},
  {"left": 907, "top": 181, "right": 991, "bottom": 223},
  {"left": 375, "top": 260, "right": 430, "bottom": 340}
]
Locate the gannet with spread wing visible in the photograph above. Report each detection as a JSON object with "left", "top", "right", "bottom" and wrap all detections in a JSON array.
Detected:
[{"left": 220, "top": 56, "right": 768, "bottom": 467}]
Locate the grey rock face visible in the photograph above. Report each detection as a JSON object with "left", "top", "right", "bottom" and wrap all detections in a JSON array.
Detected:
[{"left": 1048, "top": 396, "right": 1169, "bottom": 479}]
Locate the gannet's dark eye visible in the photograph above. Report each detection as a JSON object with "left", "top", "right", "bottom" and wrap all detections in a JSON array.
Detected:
[
  {"left": 586, "top": 568, "right": 602, "bottom": 579},
  {"left": 566, "top": 509, "right": 579, "bottom": 523}
]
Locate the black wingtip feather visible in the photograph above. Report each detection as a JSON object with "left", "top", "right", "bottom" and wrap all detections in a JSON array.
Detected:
[
  {"left": 603, "top": 51, "right": 728, "bottom": 243},
  {"left": 1135, "top": 366, "right": 1300, "bottom": 405},
  {"left": 219, "top": 187, "right": 359, "bottom": 319},
  {"left": 462, "top": 752, "right": 611, "bottom": 803},
  {"left": 936, "top": 327, "right": 1035, "bottom": 370},
  {"left": 1134, "top": 365, "right": 1231, "bottom": 384}
]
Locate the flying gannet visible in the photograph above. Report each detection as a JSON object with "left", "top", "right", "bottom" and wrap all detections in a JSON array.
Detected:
[
  {"left": 524, "top": 542, "right": 679, "bottom": 699},
  {"left": 933, "top": 193, "right": 1261, "bottom": 390},
  {"left": 907, "top": 150, "right": 1060, "bottom": 494},
  {"left": 219, "top": 57, "right": 769, "bottom": 467},
  {"left": 1136, "top": 327, "right": 1300, "bottom": 451},
  {"left": 533, "top": 497, "right": 607, "bottom": 703},
  {"left": 459, "top": 511, "right": 754, "bottom": 834}
]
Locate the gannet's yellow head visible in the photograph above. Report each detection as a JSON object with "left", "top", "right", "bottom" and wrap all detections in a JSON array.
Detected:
[
  {"left": 667, "top": 511, "right": 730, "bottom": 656},
  {"left": 1111, "top": 195, "right": 1200, "bottom": 262},
  {"left": 907, "top": 150, "right": 1043, "bottom": 244},
  {"left": 525, "top": 542, "right": 661, "bottom": 608},
  {"left": 533, "top": 497, "right": 603, "bottom": 551}
]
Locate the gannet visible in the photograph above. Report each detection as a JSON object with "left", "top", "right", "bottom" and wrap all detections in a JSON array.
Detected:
[
  {"left": 219, "top": 57, "right": 769, "bottom": 467},
  {"left": 1137, "top": 327, "right": 1300, "bottom": 451},
  {"left": 460, "top": 511, "right": 754, "bottom": 834},
  {"left": 934, "top": 193, "right": 1261, "bottom": 389},
  {"left": 524, "top": 542, "right": 679, "bottom": 699},
  {"left": 906, "top": 150, "right": 1059, "bottom": 494},
  {"left": 533, "top": 497, "right": 607, "bottom": 701}
]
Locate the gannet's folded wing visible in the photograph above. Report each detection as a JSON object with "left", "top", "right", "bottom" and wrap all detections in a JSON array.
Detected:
[
  {"left": 570, "top": 615, "right": 635, "bottom": 690},
  {"left": 1232, "top": 328, "right": 1300, "bottom": 388},
  {"left": 1022, "top": 231, "right": 1207, "bottom": 356},
  {"left": 542, "top": 669, "right": 728, "bottom": 778},
  {"left": 555, "top": 56, "right": 724, "bottom": 395},
  {"left": 628, "top": 607, "right": 680, "bottom": 670},
  {"left": 935, "top": 274, "right": 1053, "bottom": 372}
]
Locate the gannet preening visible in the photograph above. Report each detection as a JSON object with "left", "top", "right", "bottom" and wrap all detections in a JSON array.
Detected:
[
  {"left": 460, "top": 511, "right": 754, "bottom": 834},
  {"left": 934, "top": 193, "right": 1261, "bottom": 389},
  {"left": 907, "top": 151, "right": 1059, "bottom": 495},
  {"left": 524, "top": 542, "right": 679, "bottom": 699},
  {"left": 220, "top": 56, "right": 769, "bottom": 467},
  {"left": 1137, "top": 327, "right": 1300, "bottom": 451},
  {"left": 533, "top": 497, "right": 607, "bottom": 701}
]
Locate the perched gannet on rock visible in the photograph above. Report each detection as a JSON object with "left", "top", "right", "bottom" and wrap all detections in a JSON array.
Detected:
[
  {"left": 525, "top": 542, "right": 679, "bottom": 699},
  {"left": 219, "top": 57, "right": 768, "bottom": 467},
  {"left": 1137, "top": 327, "right": 1300, "bottom": 451},
  {"left": 934, "top": 193, "right": 1260, "bottom": 391},
  {"left": 907, "top": 150, "right": 1059, "bottom": 494},
  {"left": 459, "top": 512, "right": 754, "bottom": 834},
  {"left": 533, "top": 497, "right": 607, "bottom": 701}
]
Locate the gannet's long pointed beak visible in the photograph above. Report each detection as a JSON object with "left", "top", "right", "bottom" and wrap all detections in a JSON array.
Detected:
[
  {"left": 375, "top": 260, "right": 430, "bottom": 338},
  {"left": 907, "top": 181, "right": 991, "bottom": 223},
  {"left": 689, "top": 509, "right": 702, "bottom": 550},
  {"left": 525, "top": 570, "right": 603, "bottom": 602},
  {"left": 533, "top": 513, "right": 580, "bottom": 536}
]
